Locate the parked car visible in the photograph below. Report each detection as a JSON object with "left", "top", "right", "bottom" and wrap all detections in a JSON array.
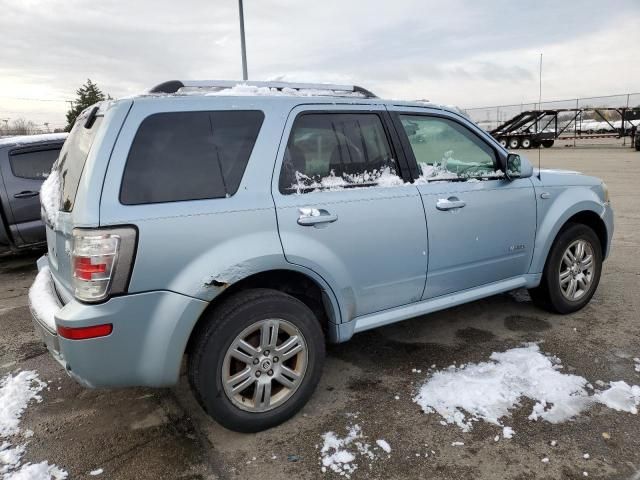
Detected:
[
  {"left": 28, "top": 81, "right": 613, "bottom": 432},
  {"left": 0, "top": 133, "right": 66, "bottom": 254}
]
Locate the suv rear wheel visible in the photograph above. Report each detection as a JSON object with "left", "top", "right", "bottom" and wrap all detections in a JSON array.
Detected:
[
  {"left": 529, "top": 223, "right": 602, "bottom": 314},
  {"left": 188, "top": 289, "right": 325, "bottom": 432}
]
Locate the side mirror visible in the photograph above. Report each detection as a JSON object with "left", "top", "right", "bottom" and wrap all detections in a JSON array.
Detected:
[{"left": 505, "top": 153, "right": 533, "bottom": 180}]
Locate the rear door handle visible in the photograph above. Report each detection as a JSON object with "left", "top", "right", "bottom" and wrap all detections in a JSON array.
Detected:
[
  {"left": 297, "top": 208, "right": 338, "bottom": 226},
  {"left": 436, "top": 197, "right": 466, "bottom": 211},
  {"left": 14, "top": 191, "right": 40, "bottom": 199}
]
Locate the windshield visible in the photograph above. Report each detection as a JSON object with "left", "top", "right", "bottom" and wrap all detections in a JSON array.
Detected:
[{"left": 55, "top": 116, "right": 103, "bottom": 212}]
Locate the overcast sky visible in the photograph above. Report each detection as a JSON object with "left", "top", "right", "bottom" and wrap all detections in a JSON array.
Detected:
[{"left": 1, "top": 0, "right": 639, "bottom": 128}]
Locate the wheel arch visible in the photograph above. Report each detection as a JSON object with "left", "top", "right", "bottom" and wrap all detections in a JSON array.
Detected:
[
  {"left": 530, "top": 193, "right": 609, "bottom": 274},
  {"left": 185, "top": 267, "right": 343, "bottom": 356}
]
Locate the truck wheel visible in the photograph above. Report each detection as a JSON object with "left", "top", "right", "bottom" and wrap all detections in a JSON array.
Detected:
[
  {"left": 508, "top": 137, "right": 520, "bottom": 149},
  {"left": 529, "top": 223, "right": 602, "bottom": 314},
  {"left": 521, "top": 137, "right": 532, "bottom": 149},
  {"left": 188, "top": 289, "right": 325, "bottom": 432},
  {"left": 498, "top": 138, "right": 508, "bottom": 148},
  {"left": 542, "top": 140, "right": 554, "bottom": 148}
]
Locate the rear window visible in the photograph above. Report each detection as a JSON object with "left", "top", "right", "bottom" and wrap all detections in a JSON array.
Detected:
[
  {"left": 10, "top": 147, "right": 61, "bottom": 179},
  {"left": 120, "top": 110, "right": 264, "bottom": 205},
  {"left": 56, "top": 117, "right": 103, "bottom": 211}
]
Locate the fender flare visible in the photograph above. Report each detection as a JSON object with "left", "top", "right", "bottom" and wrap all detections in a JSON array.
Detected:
[{"left": 530, "top": 189, "right": 608, "bottom": 274}]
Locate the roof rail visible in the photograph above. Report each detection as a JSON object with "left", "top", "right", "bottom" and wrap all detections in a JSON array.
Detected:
[{"left": 148, "top": 80, "right": 378, "bottom": 98}]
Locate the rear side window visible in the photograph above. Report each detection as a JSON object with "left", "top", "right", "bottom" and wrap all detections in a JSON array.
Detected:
[
  {"left": 57, "top": 117, "right": 103, "bottom": 211},
  {"left": 120, "top": 111, "right": 263, "bottom": 205},
  {"left": 10, "top": 148, "right": 61, "bottom": 179},
  {"left": 279, "top": 113, "right": 397, "bottom": 194}
]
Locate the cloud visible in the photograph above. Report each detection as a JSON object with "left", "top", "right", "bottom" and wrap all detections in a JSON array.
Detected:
[{"left": 0, "top": 0, "right": 638, "bottom": 126}]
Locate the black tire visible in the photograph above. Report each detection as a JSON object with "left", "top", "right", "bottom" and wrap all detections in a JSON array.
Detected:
[
  {"left": 521, "top": 137, "right": 532, "bottom": 149},
  {"left": 541, "top": 140, "right": 555, "bottom": 148},
  {"left": 498, "top": 137, "right": 508, "bottom": 148},
  {"left": 528, "top": 223, "right": 602, "bottom": 314},
  {"left": 508, "top": 137, "right": 520, "bottom": 149},
  {"left": 188, "top": 288, "right": 325, "bottom": 432},
  {"left": 635, "top": 139, "right": 640, "bottom": 151}
]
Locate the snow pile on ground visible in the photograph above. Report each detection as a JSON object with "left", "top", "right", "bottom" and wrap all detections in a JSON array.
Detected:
[
  {"left": 28, "top": 267, "right": 59, "bottom": 332},
  {"left": 634, "top": 358, "right": 640, "bottom": 373},
  {"left": 318, "top": 424, "right": 389, "bottom": 477},
  {"left": 0, "top": 371, "right": 67, "bottom": 479},
  {"left": 414, "top": 344, "right": 640, "bottom": 432},
  {"left": 39, "top": 168, "right": 60, "bottom": 226},
  {"left": 0, "top": 372, "right": 45, "bottom": 437}
]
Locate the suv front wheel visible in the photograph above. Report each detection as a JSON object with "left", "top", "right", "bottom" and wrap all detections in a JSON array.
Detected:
[
  {"left": 529, "top": 223, "right": 602, "bottom": 314},
  {"left": 188, "top": 289, "right": 325, "bottom": 432}
]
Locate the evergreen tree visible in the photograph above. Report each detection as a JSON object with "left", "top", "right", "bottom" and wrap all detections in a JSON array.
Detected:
[{"left": 65, "top": 79, "right": 110, "bottom": 131}]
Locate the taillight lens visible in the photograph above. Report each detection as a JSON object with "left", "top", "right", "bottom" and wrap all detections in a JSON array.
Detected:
[
  {"left": 71, "top": 227, "right": 136, "bottom": 303},
  {"left": 72, "top": 232, "right": 120, "bottom": 302}
]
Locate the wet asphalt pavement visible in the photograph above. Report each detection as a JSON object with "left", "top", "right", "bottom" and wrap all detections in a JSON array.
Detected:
[{"left": 1, "top": 144, "right": 639, "bottom": 479}]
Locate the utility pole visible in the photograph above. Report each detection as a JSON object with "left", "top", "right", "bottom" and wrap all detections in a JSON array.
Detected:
[{"left": 238, "top": 0, "right": 248, "bottom": 80}]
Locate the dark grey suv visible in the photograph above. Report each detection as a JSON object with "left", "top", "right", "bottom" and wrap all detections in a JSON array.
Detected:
[{"left": 0, "top": 133, "right": 67, "bottom": 254}]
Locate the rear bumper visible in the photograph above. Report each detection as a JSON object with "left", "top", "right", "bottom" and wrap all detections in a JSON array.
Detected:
[{"left": 29, "top": 258, "right": 208, "bottom": 388}]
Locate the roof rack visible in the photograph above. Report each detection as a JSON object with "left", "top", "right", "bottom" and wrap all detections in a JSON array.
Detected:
[{"left": 148, "top": 80, "right": 378, "bottom": 98}]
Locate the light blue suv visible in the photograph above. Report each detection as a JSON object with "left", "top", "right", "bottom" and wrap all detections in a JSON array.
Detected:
[{"left": 29, "top": 80, "right": 613, "bottom": 432}]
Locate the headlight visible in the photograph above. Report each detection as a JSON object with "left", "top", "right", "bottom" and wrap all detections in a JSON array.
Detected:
[{"left": 601, "top": 182, "right": 610, "bottom": 203}]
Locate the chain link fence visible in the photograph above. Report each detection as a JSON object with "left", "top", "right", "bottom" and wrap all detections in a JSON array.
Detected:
[{"left": 464, "top": 93, "right": 640, "bottom": 132}]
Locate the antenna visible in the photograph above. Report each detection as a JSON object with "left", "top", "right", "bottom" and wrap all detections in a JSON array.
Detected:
[{"left": 538, "top": 53, "right": 543, "bottom": 180}]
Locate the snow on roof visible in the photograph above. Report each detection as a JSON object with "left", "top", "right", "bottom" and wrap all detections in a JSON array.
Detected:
[
  {"left": 181, "top": 84, "right": 367, "bottom": 98},
  {"left": 0, "top": 133, "right": 67, "bottom": 148}
]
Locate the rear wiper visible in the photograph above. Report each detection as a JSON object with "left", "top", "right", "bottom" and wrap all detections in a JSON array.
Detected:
[{"left": 84, "top": 106, "right": 99, "bottom": 129}]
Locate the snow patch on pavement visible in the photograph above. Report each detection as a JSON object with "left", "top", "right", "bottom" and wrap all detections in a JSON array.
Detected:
[
  {"left": 0, "top": 371, "right": 67, "bottom": 479},
  {"left": 0, "top": 372, "right": 45, "bottom": 437},
  {"left": 318, "top": 424, "right": 389, "bottom": 477},
  {"left": 414, "top": 344, "right": 640, "bottom": 432}
]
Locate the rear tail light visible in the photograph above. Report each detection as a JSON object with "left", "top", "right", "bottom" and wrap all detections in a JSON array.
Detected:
[{"left": 71, "top": 227, "right": 137, "bottom": 302}]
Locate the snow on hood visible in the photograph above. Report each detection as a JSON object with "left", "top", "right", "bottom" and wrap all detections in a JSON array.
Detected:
[{"left": 535, "top": 168, "right": 582, "bottom": 175}]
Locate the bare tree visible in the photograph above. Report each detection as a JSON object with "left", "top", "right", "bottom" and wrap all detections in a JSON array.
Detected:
[{"left": 0, "top": 118, "right": 41, "bottom": 137}]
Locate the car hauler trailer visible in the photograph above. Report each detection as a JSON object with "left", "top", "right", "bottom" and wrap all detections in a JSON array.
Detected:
[{"left": 490, "top": 107, "right": 640, "bottom": 149}]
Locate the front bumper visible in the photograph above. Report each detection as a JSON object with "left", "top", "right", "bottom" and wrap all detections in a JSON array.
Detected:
[{"left": 29, "top": 258, "right": 208, "bottom": 388}]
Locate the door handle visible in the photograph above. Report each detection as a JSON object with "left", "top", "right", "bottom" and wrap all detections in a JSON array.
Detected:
[
  {"left": 297, "top": 208, "right": 338, "bottom": 226},
  {"left": 436, "top": 197, "right": 466, "bottom": 211},
  {"left": 14, "top": 191, "right": 40, "bottom": 199}
]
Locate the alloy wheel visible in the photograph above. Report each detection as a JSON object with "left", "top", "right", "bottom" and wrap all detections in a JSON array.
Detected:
[
  {"left": 559, "top": 239, "right": 595, "bottom": 301},
  {"left": 222, "top": 318, "right": 308, "bottom": 412}
]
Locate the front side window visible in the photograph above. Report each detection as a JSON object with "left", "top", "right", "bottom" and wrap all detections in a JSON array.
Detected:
[
  {"left": 399, "top": 115, "right": 500, "bottom": 181},
  {"left": 279, "top": 113, "right": 400, "bottom": 194},
  {"left": 10, "top": 148, "right": 61, "bottom": 179},
  {"left": 120, "top": 110, "right": 263, "bottom": 205}
]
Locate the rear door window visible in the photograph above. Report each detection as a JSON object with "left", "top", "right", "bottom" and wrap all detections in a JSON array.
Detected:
[
  {"left": 278, "top": 113, "right": 398, "bottom": 194},
  {"left": 120, "top": 111, "right": 264, "bottom": 205},
  {"left": 9, "top": 147, "right": 61, "bottom": 179}
]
